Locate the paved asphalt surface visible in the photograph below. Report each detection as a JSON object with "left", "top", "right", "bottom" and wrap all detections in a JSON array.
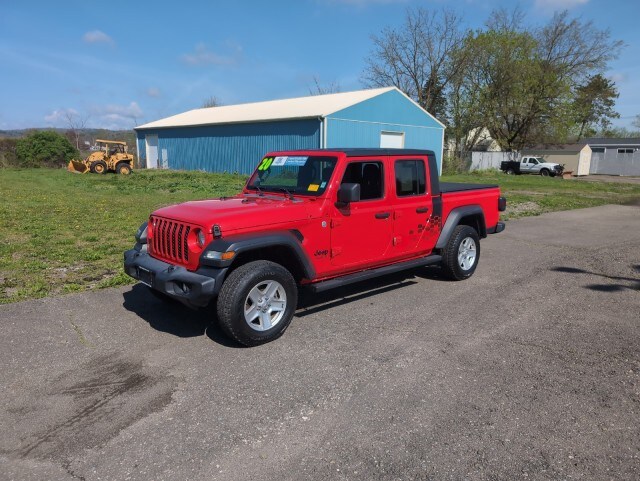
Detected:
[{"left": 1, "top": 204, "right": 639, "bottom": 481}]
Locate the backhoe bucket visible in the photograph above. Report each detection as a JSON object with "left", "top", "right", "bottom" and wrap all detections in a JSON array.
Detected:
[{"left": 67, "top": 160, "right": 89, "bottom": 174}]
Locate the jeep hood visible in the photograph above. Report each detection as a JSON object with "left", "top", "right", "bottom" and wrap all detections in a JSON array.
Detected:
[{"left": 151, "top": 195, "right": 315, "bottom": 232}]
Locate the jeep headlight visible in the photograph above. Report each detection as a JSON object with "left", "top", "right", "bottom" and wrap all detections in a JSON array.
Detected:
[
  {"left": 203, "top": 250, "right": 236, "bottom": 261},
  {"left": 196, "top": 229, "right": 206, "bottom": 247}
]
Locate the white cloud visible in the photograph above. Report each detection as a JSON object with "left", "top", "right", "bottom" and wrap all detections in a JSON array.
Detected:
[
  {"left": 103, "top": 101, "right": 143, "bottom": 118},
  {"left": 83, "top": 30, "right": 115, "bottom": 45},
  {"left": 147, "top": 87, "right": 161, "bottom": 98},
  {"left": 90, "top": 102, "right": 144, "bottom": 128},
  {"left": 534, "top": 0, "right": 588, "bottom": 11},
  {"left": 181, "top": 42, "right": 241, "bottom": 66},
  {"left": 45, "top": 102, "right": 143, "bottom": 130},
  {"left": 608, "top": 72, "right": 628, "bottom": 84},
  {"left": 44, "top": 108, "right": 79, "bottom": 124}
]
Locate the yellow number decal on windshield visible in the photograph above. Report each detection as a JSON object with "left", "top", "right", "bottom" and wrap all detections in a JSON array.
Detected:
[{"left": 258, "top": 157, "right": 274, "bottom": 171}]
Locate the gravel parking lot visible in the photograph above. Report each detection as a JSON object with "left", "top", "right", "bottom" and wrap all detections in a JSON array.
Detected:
[{"left": 1, "top": 204, "right": 639, "bottom": 481}]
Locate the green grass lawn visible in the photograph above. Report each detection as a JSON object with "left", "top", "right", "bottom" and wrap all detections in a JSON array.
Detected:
[
  {"left": 1, "top": 168, "right": 639, "bottom": 304},
  {"left": 0, "top": 168, "right": 246, "bottom": 304}
]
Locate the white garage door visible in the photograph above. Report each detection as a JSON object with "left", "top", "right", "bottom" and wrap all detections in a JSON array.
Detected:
[
  {"left": 380, "top": 131, "right": 405, "bottom": 149},
  {"left": 145, "top": 134, "right": 158, "bottom": 169}
]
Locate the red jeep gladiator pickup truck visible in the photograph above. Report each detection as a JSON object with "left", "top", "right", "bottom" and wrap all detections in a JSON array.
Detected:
[{"left": 124, "top": 149, "right": 506, "bottom": 345}]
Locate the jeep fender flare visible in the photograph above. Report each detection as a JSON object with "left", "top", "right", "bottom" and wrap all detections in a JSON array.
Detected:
[
  {"left": 200, "top": 231, "right": 316, "bottom": 279},
  {"left": 435, "top": 206, "right": 486, "bottom": 249}
]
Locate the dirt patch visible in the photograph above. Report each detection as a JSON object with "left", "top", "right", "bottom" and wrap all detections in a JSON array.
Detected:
[
  {"left": 574, "top": 175, "right": 640, "bottom": 185},
  {"left": 1, "top": 353, "right": 177, "bottom": 460},
  {"left": 507, "top": 201, "right": 540, "bottom": 216}
]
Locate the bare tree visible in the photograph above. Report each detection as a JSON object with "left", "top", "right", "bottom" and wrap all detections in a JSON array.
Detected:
[
  {"left": 537, "top": 11, "right": 624, "bottom": 87},
  {"left": 64, "top": 111, "right": 89, "bottom": 150},
  {"left": 202, "top": 96, "right": 222, "bottom": 108},
  {"left": 361, "top": 7, "right": 468, "bottom": 118},
  {"left": 308, "top": 75, "right": 341, "bottom": 95}
]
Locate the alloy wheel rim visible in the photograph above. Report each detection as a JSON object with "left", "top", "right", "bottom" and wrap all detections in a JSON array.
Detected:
[
  {"left": 457, "top": 237, "right": 477, "bottom": 271},
  {"left": 244, "top": 280, "right": 287, "bottom": 331}
]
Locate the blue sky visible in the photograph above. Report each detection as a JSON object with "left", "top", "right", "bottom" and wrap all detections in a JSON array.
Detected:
[{"left": 1, "top": 0, "right": 638, "bottom": 130}]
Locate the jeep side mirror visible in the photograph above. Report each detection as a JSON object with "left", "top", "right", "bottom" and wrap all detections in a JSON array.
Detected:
[{"left": 337, "top": 183, "right": 360, "bottom": 206}]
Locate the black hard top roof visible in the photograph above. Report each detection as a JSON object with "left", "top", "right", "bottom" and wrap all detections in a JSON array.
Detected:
[{"left": 276, "top": 148, "right": 436, "bottom": 157}]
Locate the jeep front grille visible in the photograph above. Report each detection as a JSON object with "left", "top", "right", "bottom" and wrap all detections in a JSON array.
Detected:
[{"left": 149, "top": 216, "right": 191, "bottom": 264}]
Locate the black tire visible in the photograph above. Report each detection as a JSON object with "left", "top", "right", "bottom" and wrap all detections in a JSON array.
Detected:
[
  {"left": 216, "top": 260, "right": 298, "bottom": 346},
  {"left": 540, "top": 168, "right": 550, "bottom": 177},
  {"left": 506, "top": 168, "right": 515, "bottom": 175},
  {"left": 91, "top": 160, "right": 107, "bottom": 174},
  {"left": 117, "top": 162, "right": 132, "bottom": 175},
  {"left": 441, "top": 225, "right": 480, "bottom": 281}
]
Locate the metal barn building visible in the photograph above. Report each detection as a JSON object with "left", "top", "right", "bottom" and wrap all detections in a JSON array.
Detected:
[{"left": 134, "top": 87, "right": 445, "bottom": 175}]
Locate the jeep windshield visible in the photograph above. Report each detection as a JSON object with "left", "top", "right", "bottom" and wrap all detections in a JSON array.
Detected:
[{"left": 246, "top": 155, "right": 337, "bottom": 196}]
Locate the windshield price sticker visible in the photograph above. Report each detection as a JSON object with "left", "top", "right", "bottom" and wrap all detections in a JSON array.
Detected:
[
  {"left": 259, "top": 156, "right": 308, "bottom": 169},
  {"left": 285, "top": 156, "right": 308, "bottom": 166}
]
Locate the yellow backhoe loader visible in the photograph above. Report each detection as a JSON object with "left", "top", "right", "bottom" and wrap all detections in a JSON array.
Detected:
[{"left": 68, "top": 140, "right": 134, "bottom": 175}]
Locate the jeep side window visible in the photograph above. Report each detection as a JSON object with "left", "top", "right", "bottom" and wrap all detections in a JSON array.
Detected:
[
  {"left": 395, "top": 159, "right": 426, "bottom": 196},
  {"left": 341, "top": 161, "right": 384, "bottom": 200},
  {"left": 531, "top": 159, "right": 538, "bottom": 165}
]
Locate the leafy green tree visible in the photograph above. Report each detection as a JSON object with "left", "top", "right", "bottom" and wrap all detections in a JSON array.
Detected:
[
  {"left": 572, "top": 75, "right": 619, "bottom": 140},
  {"left": 466, "top": 28, "right": 567, "bottom": 150},
  {"left": 457, "top": 10, "right": 622, "bottom": 150},
  {"left": 15, "top": 130, "right": 78, "bottom": 168}
]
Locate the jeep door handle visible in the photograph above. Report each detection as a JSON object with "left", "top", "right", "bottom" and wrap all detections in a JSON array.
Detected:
[
  {"left": 416, "top": 206, "right": 430, "bottom": 214},
  {"left": 375, "top": 212, "right": 390, "bottom": 219}
]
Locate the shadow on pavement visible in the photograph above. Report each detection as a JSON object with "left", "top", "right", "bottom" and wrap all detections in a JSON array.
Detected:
[
  {"left": 122, "top": 266, "right": 445, "bottom": 340},
  {"left": 122, "top": 284, "right": 242, "bottom": 348},
  {"left": 296, "top": 266, "right": 443, "bottom": 317},
  {"left": 552, "top": 265, "right": 640, "bottom": 292}
]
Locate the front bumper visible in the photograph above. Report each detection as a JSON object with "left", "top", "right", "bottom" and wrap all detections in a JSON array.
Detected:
[{"left": 123, "top": 247, "right": 226, "bottom": 309}]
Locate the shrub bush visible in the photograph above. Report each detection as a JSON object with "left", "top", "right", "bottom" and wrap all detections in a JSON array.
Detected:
[
  {"left": 442, "top": 154, "right": 470, "bottom": 175},
  {"left": 0, "top": 138, "right": 18, "bottom": 167},
  {"left": 15, "top": 130, "right": 78, "bottom": 168}
]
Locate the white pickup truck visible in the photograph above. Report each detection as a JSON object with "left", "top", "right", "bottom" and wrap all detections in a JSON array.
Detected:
[{"left": 500, "top": 156, "right": 564, "bottom": 177}]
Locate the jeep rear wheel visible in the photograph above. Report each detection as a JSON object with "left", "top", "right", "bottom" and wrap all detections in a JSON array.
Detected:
[
  {"left": 441, "top": 225, "right": 480, "bottom": 281},
  {"left": 216, "top": 260, "right": 298, "bottom": 346}
]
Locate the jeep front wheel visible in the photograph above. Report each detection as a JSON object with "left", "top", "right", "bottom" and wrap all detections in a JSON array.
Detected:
[
  {"left": 441, "top": 225, "right": 480, "bottom": 281},
  {"left": 216, "top": 260, "right": 298, "bottom": 346}
]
